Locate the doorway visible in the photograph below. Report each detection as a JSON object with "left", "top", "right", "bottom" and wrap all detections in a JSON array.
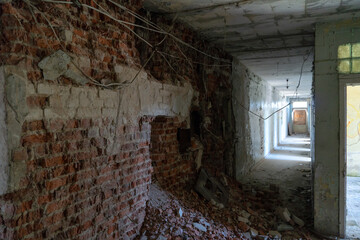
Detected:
[
  {"left": 290, "top": 100, "right": 310, "bottom": 135},
  {"left": 340, "top": 75, "right": 360, "bottom": 238}
]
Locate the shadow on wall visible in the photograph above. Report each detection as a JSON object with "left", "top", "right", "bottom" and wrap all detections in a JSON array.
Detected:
[{"left": 149, "top": 116, "right": 197, "bottom": 189}]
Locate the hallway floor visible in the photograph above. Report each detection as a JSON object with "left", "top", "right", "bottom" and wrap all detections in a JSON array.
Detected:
[
  {"left": 243, "top": 134, "right": 312, "bottom": 223},
  {"left": 347, "top": 176, "right": 360, "bottom": 239}
]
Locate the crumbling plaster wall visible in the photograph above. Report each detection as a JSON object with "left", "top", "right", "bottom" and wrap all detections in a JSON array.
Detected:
[
  {"left": 0, "top": 0, "right": 232, "bottom": 238},
  {"left": 136, "top": 15, "right": 234, "bottom": 176},
  {"left": 0, "top": 59, "right": 193, "bottom": 239},
  {"left": 1, "top": 49, "right": 194, "bottom": 193},
  {"left": 314, "top": 18, "right": 360, "bottom": 236},
  {"left": 232, "top": 59, "right": 287, "bottom": 180}
]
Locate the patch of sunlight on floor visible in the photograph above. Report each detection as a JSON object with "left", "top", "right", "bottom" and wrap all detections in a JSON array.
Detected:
[
  {"left": 346, "top": 176, "right": 360, "bottom": 238},
  {"left": 266, "top": 153, "right": 311, "bottom": 162},
  {"left": 280, "top": 140, "right": 310, "bottom": 145},
  {"left": 274, "top": 146, "right": 311, "bottom": 152}
]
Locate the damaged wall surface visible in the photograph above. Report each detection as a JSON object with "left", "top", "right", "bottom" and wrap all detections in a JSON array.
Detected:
[
  {"left": 150, "top": 116, "right": 197, "bottom": 190},
  {"left": 0, "top": 67, "right": 8, "bottom": 195},
  {"left": 0, "top": 0, "right": 233, "bottom": 239},
  {"left": 314, "top": 18, "right": 360, "bottom": 236},
  {"left": 231, "top": 59, "right": 287, "bottom": 179},
  {"left": 136, "top": 14, "right": 234, "bottom": 176}
]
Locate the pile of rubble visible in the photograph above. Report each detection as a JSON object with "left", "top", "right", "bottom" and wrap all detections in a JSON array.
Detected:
[{"left": 136, "top": 170, "right": 312, "bottom": 240}]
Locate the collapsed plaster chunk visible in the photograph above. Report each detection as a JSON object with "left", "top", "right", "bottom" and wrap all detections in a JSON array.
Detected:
[
  {"left": 64, "top": 63, "right": 89, "bottom": 85},
  {"left": 114, "top": 64, "right": 147, "bottom": 83},
  {"left": 192, "top": 223, "right": 207, "bottom": 232},
  {"left": 276, "top": 207, "right": 291, "bottom": 222},
  {"left": 277, "top": 223, "right": 294, "bottom": 232},
  {"left": 61, "top": 29, "right": 73, "bottom": 42},
  {"left": 5, "top": 74, "right": 29, "bottom": 125},
  {"left": 38, "top": 50, "right": 89, "bottom": 85},
  {"left": 268, "top": 230, "right": 282, "bottom": 238},
  {"left": 291, "top": 214, "right": 305, "bottom": 227},
  {"left": 38, "top": 50, "right": 71, "bottom": 81},
  {"left": 195, "top": 169, "right": 229, "bottom": 206}
]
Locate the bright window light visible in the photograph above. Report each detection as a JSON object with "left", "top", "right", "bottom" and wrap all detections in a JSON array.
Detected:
[{"left": 293, "top": 101, "right": 307, "bottom": 108}]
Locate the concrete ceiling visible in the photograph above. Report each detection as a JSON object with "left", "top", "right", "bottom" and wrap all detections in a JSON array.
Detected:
[{"left": 143, "top": 0, "right": 360, "bottom": 97}]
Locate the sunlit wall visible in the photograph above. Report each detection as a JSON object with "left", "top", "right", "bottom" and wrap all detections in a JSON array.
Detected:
[{"left": 347, "top": 85, "right": 360, "bottom": 177}]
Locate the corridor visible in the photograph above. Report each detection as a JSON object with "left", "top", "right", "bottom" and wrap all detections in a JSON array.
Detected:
[{"left": 244, "top": 135, "right": 312, "bottom": 222}]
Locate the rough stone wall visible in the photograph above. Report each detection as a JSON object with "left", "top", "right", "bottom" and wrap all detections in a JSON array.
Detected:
[
  {"left": 0, "top": 0, "right": 232, "bottom": 239},
  {"left": 231, "top": 59, "right": 288, "bottom": 179},
  {"left": 150, "top": 116, "right": 196, "bottom": 190},
  {"left": 314, "top": 18, "right": 360, "bottom": 236}
]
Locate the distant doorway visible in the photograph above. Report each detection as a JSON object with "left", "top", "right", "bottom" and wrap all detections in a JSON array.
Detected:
[
  {"left": 291, "top": 101, "right": 309, "bottom": 135},
  {"left": 340, "top": 75, "right": 360, "bottom": 238}
]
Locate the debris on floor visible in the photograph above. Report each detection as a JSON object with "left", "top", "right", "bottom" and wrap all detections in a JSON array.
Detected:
[
  {"left": 242, "top": 135, "right": 312, "bottom": 224},
  {"left": 136, "top": 171, "right": 313, "bottom": 240},
  {"left": 194, "top": 169, "right": 229, "bottom": 207}
]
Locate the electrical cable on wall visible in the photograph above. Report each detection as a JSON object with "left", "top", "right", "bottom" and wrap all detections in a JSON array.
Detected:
[
  {"left": 27, "top": 0, "right": 304, "bottom": 136},
  {"left": 293, "top": 47, "right": 313, "bottom": 98},
  {"left": 235, "top": 48, "right": 313, "bottom": 122},
  {"left": 27, "top": 0, "right": 313, "bottom": 127},
  {"left": 236, "top": 101, "right": 291, "bottom": 121}
]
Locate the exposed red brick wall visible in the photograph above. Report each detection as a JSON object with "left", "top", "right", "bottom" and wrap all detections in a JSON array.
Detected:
[
  {"left": 150, "top": 116, "right": 196, "bottom": 190},
  {"left": 137, "top": 15, "right": 234, "bottom": 174},
  {"left": 0, "top": 0, "right": 233, "bottom": 239},
  {"left": 0, "top": 117, "right": 153, "bottom": 239},
  {"left": 0, "top": 0, "right": 142, "bottom": 77}
]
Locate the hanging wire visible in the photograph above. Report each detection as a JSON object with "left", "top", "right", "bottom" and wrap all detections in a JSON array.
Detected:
[
  {"left": 27, "top": 0, "right": 306, "bottom": 123},
  {"left": 293, "top": 48, "right": 313, "bottom": 98},
  {"left": 41, "top": 0, "right": 232, "bottom": 64},
  {"left": 235, "top": 48, "right": 313, "bottom": 121},
  {"left": 157, "top": 51, "right": 232, "bottom": 67},
  {"left": 236, "top": 101, "right": 291, "bottom": 121}
]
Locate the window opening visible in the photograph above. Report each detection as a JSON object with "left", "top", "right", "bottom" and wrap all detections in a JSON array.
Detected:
[{"left": 338, "top": 43, "right": 360, "bottom": 73}]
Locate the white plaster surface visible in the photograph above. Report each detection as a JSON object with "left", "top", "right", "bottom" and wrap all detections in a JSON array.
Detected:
[
  {"left": 232, "top": 59, "right": 288, "bottom": 179},
  {"left": 1, "top": 60, "right": 193, "bottom": 194},
  {"left": 2, "top": 64, "right": 32, "bottom": 192},
  {"left": 313, "top": 19, "right": 360, "bottom": 235},
  {"left": 144, "top": 0, "right": 360, "bottom": 100},
  {"left": 35, "top": 70, "right": 193, "bottom": 125}
]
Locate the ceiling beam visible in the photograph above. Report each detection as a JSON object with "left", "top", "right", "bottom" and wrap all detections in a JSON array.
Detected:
[
  {"left": 206, "top": 32, "right": 314, "bottom": 43},
  {"left": 237, "top": 53, "right": 312, "bottom": 60},
  {"left": 229, "top": 45, "right": 314, "bottom": 55},
  {"left": 156, "top": 0, "right": 248, "bottom": 15},
  {"left": 185, "top": 10, "right": 360, "bottom": 34},
  {"left": 198, "top": 20, "right": 313, "bottom": 34}
]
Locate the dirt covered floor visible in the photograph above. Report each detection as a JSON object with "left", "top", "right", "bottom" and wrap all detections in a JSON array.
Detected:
[{"left": 136, "top": 172, "right": 315, "bottom": 240}]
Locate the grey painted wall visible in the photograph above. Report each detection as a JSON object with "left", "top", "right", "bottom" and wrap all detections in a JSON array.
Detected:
[
  {"left": 0, "top": 67, "right": 9, "bottom": 195},
  {"left": 314, "top": 18, "right": 360, "bottom": 236},
  {"left": 232, "top": 59, "right": 288, "bottom": 180}
]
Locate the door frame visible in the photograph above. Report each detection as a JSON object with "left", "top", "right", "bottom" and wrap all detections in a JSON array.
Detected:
[{"left": 339, "top": 74, "right": 360, "bottom": 237}]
